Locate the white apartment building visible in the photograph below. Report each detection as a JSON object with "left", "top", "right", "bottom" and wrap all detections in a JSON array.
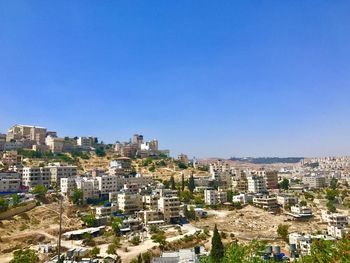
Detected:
[
  {"left": 277, "top": 194, "right": 299, "bottom": 207},
  {"left": 77, "top": 136, "right": 96, "bottom": 148},
  {"left": 75, "top": 177, "right": 99, "bottom": 200},
  {"left": 247, "top": 176, "right": 266, "bottom": 193},
  {"left": 158, "top": 196, "right": 180, "bottom": 223},
  {"left": 47, "top": 163, "right": 77, "bottom": 186},
  {"left": 324, "top": 213, "right": 349, "bottom": 238},
  {"left": 204, "top": 189, "right": 228, "bottom": 205},
  {"left": 95, "top": 175, "right": 124, "bottom": 195},
  {"left": 21, "top": 163, "right": 76, "bottom": 188},
  {"left": 116, "top": 192, "right": 142, "bottom": 214},
  {"left": 22, "top": 167, "right": 51, "bottom": 188},
  {"left": 0, "top": 172, "right": 21, "bottom": 192},
  {"left": 95, "top": 204, "right": 118, "bottom": 218},
  {"left": 45, "top": 135, "right": 65, "bottom": 153},
  {"left": 290, "top": 205, "right": 313, "bottom": 217},
  {"left": 60, "top": 177, "right": 77, "bottom": 196}
]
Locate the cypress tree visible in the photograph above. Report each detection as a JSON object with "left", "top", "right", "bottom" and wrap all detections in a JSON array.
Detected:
[
  {"left": 210, "top": 224, "right": 224, "bottom": 262},
  {"left": 181, "top": 173, "right": 185, "bottom": 191},
  {"left": 170, "top": 175, "right": 176, "bottom": 190},
  {"left": 188, "top": 173, "right": 195, "bottom": 193}
]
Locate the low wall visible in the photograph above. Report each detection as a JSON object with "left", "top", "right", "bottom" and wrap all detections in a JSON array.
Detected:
[{"left": 0, "top": 201, "right": 37, "bottom": 220}]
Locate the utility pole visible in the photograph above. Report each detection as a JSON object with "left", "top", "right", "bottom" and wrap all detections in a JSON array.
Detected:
[{"left": 57, "top": 195, "right": 63, "bottom": 263}]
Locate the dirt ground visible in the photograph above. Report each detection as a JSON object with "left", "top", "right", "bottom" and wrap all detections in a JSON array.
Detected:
[
  {"left": 0, "top": 201, "right": 84, "bottom": 262},
  {"left": 192, "top": 205, "right": 327, "bottom": 242}
]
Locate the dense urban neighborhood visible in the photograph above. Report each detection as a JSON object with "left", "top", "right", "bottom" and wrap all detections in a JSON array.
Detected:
[{"left": 0, "top": 124, "right": 349, "bottom": 262}]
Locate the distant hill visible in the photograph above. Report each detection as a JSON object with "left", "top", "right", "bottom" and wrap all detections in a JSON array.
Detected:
[{"left": 229, "top": 157, "right": 303, "bottom": 164}]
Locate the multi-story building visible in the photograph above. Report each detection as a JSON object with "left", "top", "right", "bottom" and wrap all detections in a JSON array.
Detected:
[
  {"left": 22, "top": 163, "right": 77, "bottom": 188},
  {"left": 45, "top": 135, "right": 65, "bottom": 153},
  {"left": 302, "top": 174, "right": 326, "bottom": 189},
  {"left": 7, "top": 124, "right": 47, "bottom": 145},
  {"left": 75, "top": 177, "right": 99, "bottom": 200},
  {"left": 1, "top": 151, "right": 22, "bottom": 166},
  {"left": 47, "top": 163, "right": 77, "bottom": 186},
  {"left": 204, "top": 189, "right": 228, "bottom": 205},
  {"left": 290, "top": 205, "right": 313, "bottom": 218},
  {"left": 0, "top": 133, "right": 6, "bottom": 151},
  {"left": 253, "top": 195, "right": 279, "bottom": 212},
  {"left": 137, "top": 210, "right": 164, "bottom": 226},
  {"left": 95, "top": 175, "right": 123, "bottom": 196},
  {"left": 325, "top": 213, "right": 349, "bottom": 239},
  {"left": 116, "top": 192, "right": 142, "bottom": 214},
  {"left": 142, "top": 195, "right": 159, "bottom": 210},
  {"left": 264, "top": 171, "right": 278, "bottom": 189},
  {"left": 158, "top": 196, "right": 180, "bottom": 223},
  {"left": 247, "top": 176, "right": 266, "bottom": 193},
  {"left": 60, "top": 177, "right": 77, "bottom": 197},
  {"left": 22, "top": 166, "right": 51, "bottom": 188},
  {"left": 109, "top": 157, "right": 132, "bottom": 176},
  {"left": 0, "top": 172, "right": 21, "bottom": 192},
  {"left": 277, "top": 194, "right": 299, "bottom": 207},
  {"left": 77, "top": 136, "right": 96, "bottom": 148}
]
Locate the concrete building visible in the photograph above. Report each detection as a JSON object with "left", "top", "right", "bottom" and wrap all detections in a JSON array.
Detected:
[
  {"left": 0, "top": 172, "right": 21, "bottom": 192},
  {"left": 22, "top": 166, "right": 51, "bottom": 188},
  {"left": 264, "top": 171, "right": 278, "bottom": 189},
  {"left": 109, "top": 157, "right": 132, "bottom": 176},
  {"left": 77, "top": 136, "right": 96, "bottom": 148},
  {"left": 290, "top": 205, "right": 313, "bottom": 218},
  {"left": 277, "top": 194, "right": 299, "bottom": 207},
  {"left": 158, "top": 195, "right": 180, "bottom": 223},
  {"left": 45, "top": 135, "right": 65, "bottom": 153},
  {"left": 253, "top": 195, "right": 279, "bottom": 212},
  {"left": 177, "top": 154, "right": 189, "bottom": 164},
  {"left": 47, "top": 163, "right": 77, "bottom": 186},
  {"left": 116, "top": 192, "right": 142, "bottom": 214},
  {"left": 0, "top": 133, "right": 6, "bottom": 151},
  {"left": 247, "top": 176, "right": 266, "bottom": 193},
  {"left": 302, "top": 174, "right": 326, "bottom": 189},
  {"left": 137, "top": 210, "right": 164, "bottom": 226},
  {"left": 7, "top": 124, "right": 47, "bottom": 145},
  {"left": 1, "top": 151, "right": 22, "bottom": 166},
  {"left": 232, "top": 193, "right": 253, "bottom": 205},
  {"left": 204, "top": 189, "right": 228, "bottom": 205}
]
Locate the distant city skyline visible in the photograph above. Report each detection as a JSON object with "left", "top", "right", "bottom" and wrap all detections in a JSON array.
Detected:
[{"left": 1, "top": 1, "right": 350, "bottom": 158}]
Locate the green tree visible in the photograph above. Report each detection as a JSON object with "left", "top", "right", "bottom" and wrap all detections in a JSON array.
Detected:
[
  {"left": 142, "top": 251, "right": 152, "bottom": 263},
  {"left": 188, "top": 173, "right": 195, "bottom": 193},
  {"left": 330, "top": 178, "right": 338, "bottom": 190},
  {"left": 130, "top": 235, "right": 141, "bottom": 245},
  {"left": 0, "top": 197, "right": 9, "bottom": 212},
  {"left": 107, "top": 243, "right": 117, "bottom": 255},
  {"left": 179, "top": 190, "right": 193, "bottom": 203},
  {"left": 210, "top": 225, "right": 224, "bottom": 262},
  {"left": 72, "top": 188, "right": 83, "bottom": 205},
  {"left": 112, "top": 217, "right": 122, "bottom": 235},
  {"left": 90, "top": 247, "right": 100, "bottom": 258},
  {"left": 327, "top": 200, "right": 337, "bottom": 213},
  {"left": 278, "top": 179, "right": 289, "bottom": 190},
  {"left": 95, "top": 147, "right": 106, "bottom": 157},
  {"left": 277, "top": 224, "right": 289, "bottom": 242},
  {"left": 178, "top": 162, "right": 188, "bottom": 169},
  {"left": 152, "top": 231, "right": 167, "bottom": 250},
  {"left": 32, "top": 184, "right": 47, "bottom": 198},
  {"left": 170, "top": 175, "right": 176, "bottom": 190},
  {"left": 10, "top": 249, "right": 39, "bottom": 263},
  {"left": 83, "top": 214, "right": 98, "bottom": 227},
  {"left": 11, "top": 194, "right": 20, "bottom": 207}
]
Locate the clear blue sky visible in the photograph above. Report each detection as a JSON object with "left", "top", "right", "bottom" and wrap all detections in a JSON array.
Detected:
[{"left": 1, "top": 1, "right": 350, "bottom": 158}]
